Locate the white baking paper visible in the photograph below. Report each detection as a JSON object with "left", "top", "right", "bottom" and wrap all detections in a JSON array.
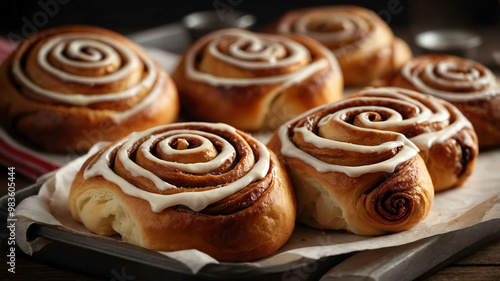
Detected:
[{"left": 14, "top": 137, "right": 500, "bottom": 274}]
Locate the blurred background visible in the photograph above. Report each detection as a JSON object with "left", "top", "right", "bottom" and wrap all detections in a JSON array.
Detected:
[
  {"left": 1, "top": 0, "right": 499, "bottom": 31},
  {"left": 1, "top": 0, "right": 499, "bottom": 68}
]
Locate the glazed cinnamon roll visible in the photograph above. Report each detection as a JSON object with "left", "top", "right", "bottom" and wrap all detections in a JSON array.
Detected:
[
  {"left": 173, "top": 28, "right": 343, "bottom": 131},
  {"left": 0, "top": 25, "right": 179, "bottom": 152},
  {"left": 271, "top": 5, "right": 412, "bottom": 86},
  {"left": 349, "top": 88, "right": 478, "bottom": 192},
  {"left": 268, "top": 87, "right": 478, "bottom": 234},
  {"left": 69, "top": 122, "right": 296, "bottom": 262},
  {"left": 386, "top": 55, "right": 500, "bottom": 148}
]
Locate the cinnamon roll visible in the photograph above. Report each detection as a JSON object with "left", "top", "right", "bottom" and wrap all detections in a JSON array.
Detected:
[
  {"left": 268, "top": 87, "right": 478, "bottom": 234},
  {"left": 69, "top": 122, "right": 296, "bottom": 262},
  {"left": 0, "top": 25, "right": 179, "bottom": 152},
  {"left": 386, "top": 54, "right": 500, "bottom": 148},
  {"left": 270, "top": 5, "right": 412, "bottom": 86},
  {"left": 173, "top": 28, "right": 343, "bottom": 131}
]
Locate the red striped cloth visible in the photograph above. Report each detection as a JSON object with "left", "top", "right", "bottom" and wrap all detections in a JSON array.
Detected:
[
  {"left": 0, "top": 128, "right": 64, "bottom": 180},
  {"left": 0, "top": 37, "right": 16, "bottom": 64},
  {"left": 0, "top": 37, "right": 66, "bottom": 179}
]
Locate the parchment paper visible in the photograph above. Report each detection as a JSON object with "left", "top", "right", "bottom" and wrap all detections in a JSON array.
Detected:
[{"left": 15, "top": 138, "right": 500, "bottom": 274}]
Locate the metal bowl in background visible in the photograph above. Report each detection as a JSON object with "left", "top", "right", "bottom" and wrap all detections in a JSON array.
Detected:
[
  {"left": 493, "top": 51, "right": 500, "bottom": 67},
  {"left": 415, "top": 29, "right": 482, "bottom": 58},
  {"left": 183, "top": 10, "right": 256, "bottom": 41}
]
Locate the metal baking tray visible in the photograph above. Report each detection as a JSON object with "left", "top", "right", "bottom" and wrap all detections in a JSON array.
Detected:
[
  {"left": 1, "top": 182, "right": 499, "bottom": 281},
  {"left": 0, "top": 182, "right": 352, "bottom": 281}
]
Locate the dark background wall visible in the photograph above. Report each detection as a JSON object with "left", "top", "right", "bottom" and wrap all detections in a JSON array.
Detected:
[{"left": 1, "top": 0, "right": 499, "bottom": 36}]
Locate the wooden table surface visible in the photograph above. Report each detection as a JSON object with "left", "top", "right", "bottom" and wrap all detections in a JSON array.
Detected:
[{"left": 1, "top": 22, "right": 500, "bottom": 280}]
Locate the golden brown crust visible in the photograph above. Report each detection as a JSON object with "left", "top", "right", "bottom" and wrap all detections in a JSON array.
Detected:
[
  {"left": 172, "top": 29, "right": 343, "bottom": 131},
  {"left": 270, "top": 5, "right": 412, "bottom": 87},
  {"left": 386, "top": 54, "right": 500, "bottom": 148},
  {"left": 424, "top": 126, "right": 477, "bottom": 191},
  {"left": 267, "top": 87, "right": 480, "bottom": 234},
  {"left": 0, "top": 25, "right": 179, "bottom": 152},
  {"left": 267, "top": 89, "right": 437, "bottom": 234},
  {"left": 69, "top": 123, "right": 296, "bottom": 262},
  {"left": 348, "top": 88, "right": 478, "bottom": 192}
]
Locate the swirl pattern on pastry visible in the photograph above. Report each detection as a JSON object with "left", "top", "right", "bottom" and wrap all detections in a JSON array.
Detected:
[
  {"left": 349, "top": 88, "right": 478, "bottom": 192},
  {"left": 83, "top": 123, "right": 271, "bottom": 212},
  {"left": 69, "top": 122, "right": 296, "bottom": 261},
  {"left": 277, "top": 8, "right": 373, "bottom": 56},
  {"left": 0, "top": 25, "right": 178, "bottom": 152},
  {"left": 386, "top": 55, "right": 500, "bottom": 148},
  {"left": 271, "top": 5, "right": 412, "bottom": 86},
  {"left": 173, "top": 28, "right": 343, "bottom": 130},
  {"left": 268, "top": 87, "right": 478, "bottom": 234}
]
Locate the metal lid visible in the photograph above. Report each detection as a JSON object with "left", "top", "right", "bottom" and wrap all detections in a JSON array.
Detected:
[{"left": 415, "top": 29, "right": 482, "bottom": 51}]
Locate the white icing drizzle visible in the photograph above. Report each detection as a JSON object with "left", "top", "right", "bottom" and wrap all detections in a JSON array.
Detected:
[
  {"left": 297, "top": 121, "right": 411, "bottom": 154},
  {"left": 401, "top": 58, "right": 498, "bottom": 101},
  {"left": 113, "top": 71, "right": 164, "bottom": 122},
  {"left": 141, "top": 131, "right": 235, "bottom": 174},
  {"left": 409, "top": 106, "right": 471, "bottom": 152},
  {"left": 38, "top": 34, "right": 139, "bottom": 84},
  {"left": 12, "top": 33, "right": 158, "bottom": 106},
  {"left": 83, "top": 122, "right": 271, "bottom": 212},
  {"left": 208, "top": 32, "right": 305, "bottom": 69},
  {"left": 51, "top": 39, "right": 120, "bottom": 69},
  {"left": 185, "top": 28, "right": 336, "bottom": 87},
  {"left": 278, "top": 87, "right": 472, "bottom": 177},
  {"left": 356, "top": 88, "right": 473, "bottom": 152},
  {"left": 277, "top": 9, "right": 372, "bottom": 56},
  {"left": 279, "top": 124, "right": 417, "bottom": 178}
]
